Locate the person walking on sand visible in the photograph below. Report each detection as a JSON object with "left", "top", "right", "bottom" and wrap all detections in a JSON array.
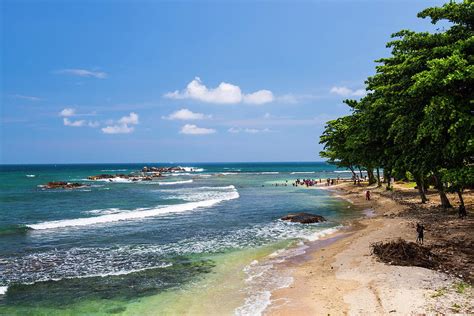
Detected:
[
  {"left": 416, "top": 223, "right": 424, "bottom": 244},
  {"left": 365, "top": 190, "right": 371, "bottom": 201}
]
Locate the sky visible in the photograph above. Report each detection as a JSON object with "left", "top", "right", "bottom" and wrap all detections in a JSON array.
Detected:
[{"left": 1, "top": 0, "right": 446, "bottom": 164}]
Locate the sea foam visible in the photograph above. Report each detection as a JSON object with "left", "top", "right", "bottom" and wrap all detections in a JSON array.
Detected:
[
  {"left": 0, "top": 286, "right": 7, "bottom": 295},
  {"left": 157, "top": 180, "right": 193, "bottom": 185},
  {"left": 27, "top": 186, "right": 239, "bottom": 230}
]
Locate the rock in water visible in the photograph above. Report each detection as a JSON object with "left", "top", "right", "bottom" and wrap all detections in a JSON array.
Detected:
[
  {"left": 40, "top": 182, "right": 89, "bottom": 189},
  {"left": 281, "top": 212, "right": 327, "bottom": 224}
]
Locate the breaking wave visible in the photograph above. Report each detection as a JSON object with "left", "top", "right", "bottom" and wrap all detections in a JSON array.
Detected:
[{"left": 27, "top": 186, "right": 239, "bottom": 230}]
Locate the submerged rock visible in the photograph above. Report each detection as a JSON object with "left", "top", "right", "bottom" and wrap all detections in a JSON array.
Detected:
[{"left": 281, "top": 212, "right": 327, "bottom": 224}]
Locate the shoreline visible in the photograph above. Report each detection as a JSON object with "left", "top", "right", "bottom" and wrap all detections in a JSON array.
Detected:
[{"left": 265, "top": 182, "right": 473, "bottom": 315}]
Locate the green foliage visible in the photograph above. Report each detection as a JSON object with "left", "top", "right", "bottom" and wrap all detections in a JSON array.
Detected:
[
  {"left": 319, "top": 0, "right": 474, "bottom": 204},
  {"left": 454, "top": 281, "right": 471, "bottom": 294}
]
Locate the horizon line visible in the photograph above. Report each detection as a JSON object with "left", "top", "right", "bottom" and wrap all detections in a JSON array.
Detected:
[{"left": 0, "top": 160, "right": 329, "bottom": 166}]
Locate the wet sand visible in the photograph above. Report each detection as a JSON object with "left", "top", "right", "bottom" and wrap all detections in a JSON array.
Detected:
[{"left": 265, "top": 182, "right": 473, "bottom": 315}]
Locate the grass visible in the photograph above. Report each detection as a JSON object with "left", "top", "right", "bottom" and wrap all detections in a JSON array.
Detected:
[
  {"left": 395, "top": 181, "right": 417, "bottom": 189},
  {"left": 454, "top": 281, "right": 470, "bottom": 294},
  {"left": 451, "top": 303, "right": 461, "bottom": 313},
  {"left": 430, "top": 287, "right": 447, "bottom": 298}
]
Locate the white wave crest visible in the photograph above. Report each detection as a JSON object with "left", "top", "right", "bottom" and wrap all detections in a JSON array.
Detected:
[
  {"left": 290, "top": 171, "right": 315, "bottom": 174},
  {"left": 0, "top": 286, "right": 7, "bottom": 295},
  {"left": 27, "top": 186, "right": 239, "bottom": 230},
  {"left": 94, "top": 177, "right": 134, "bottom": 183},
  {"left": 178, "top": 166, "right": 204, "bottom": 172},
  {"left": 26, "top": 174, "right": 36, "bottom": 178},
  {"left": 334, "top": 170, "right": 353, "bottom": 173},
  {"left": 157, "top": 180, "right": 193, "bottom": 185}
]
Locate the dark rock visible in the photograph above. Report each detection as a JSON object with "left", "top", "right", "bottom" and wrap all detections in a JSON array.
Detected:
[
  {"left": 281, "top": 212, "right": 327, "bottom": 224},
  {"left": 40, "top": 182, "right": 89, "bottom": 189},
  {"left": 141, "top": 166, "right": 186, "bottom": 173}
]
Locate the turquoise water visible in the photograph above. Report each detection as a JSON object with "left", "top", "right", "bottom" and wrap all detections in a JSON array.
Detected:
[{"left": 0, "top": 162, "right": 357, "bottom": 314}]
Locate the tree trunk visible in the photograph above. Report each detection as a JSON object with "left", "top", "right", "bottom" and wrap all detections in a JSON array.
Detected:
[
  {"left": 376, "top": 168, "right": 382, "bottom": 187},
  {"left": 415, "top": 176, "right": 427, "bottom": 203},
  {"left": 348, "top": 165, "right": 356, "bottom": 179},
  {"left": 433, "top": 173, "right": 452, "bottom": 208},
  {"left": 385, "top": 170, "right": 392, "bottom": 190},
  {"left": 358, "top": 167, "right": 363, "bottom": 178},
  {"left": 368, "top": 168, "right": 376, "bottom": 185},
  {"left": 457, "top": 191, "right": 466, "bottom": 218}
]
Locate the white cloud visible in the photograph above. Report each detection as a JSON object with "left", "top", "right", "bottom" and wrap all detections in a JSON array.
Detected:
[
  {"left": 57, "top": 68, "right": 107, "bottom": 79},
  {"left": 63, "top": 118, "right": 86, "bottom": 127},
  {"left": 101, "top": 112, "right": 139, "bottom": 134},
  {"left": 118, "top": 112, "right": 139, "bottom": 125},
  {"left": 227, "top": 127, "right": 270, "bottom": 134},
  {"left": 164, "top": 77, "right": 273, "bottom": 105},
  {"left": 243, "top": 90, "right": 274, "bottom": 105},
  {"left": 163, "top": 108, "right": 210, "bottom": 120},
  {"left": 180, "top": 124, "right": 216, "bottom": 135},
  {"left": 330, "top": 86, "right": 366, "bottom": 97},
  {"left": 228, "top": 127, "right": 240, "bottom": 134},
  {"left": 10, "top": 94, "right": 41, "bottom": 101},
  {"left": 88, "top": 121, "right": 100, "bottom": 128},
  {"left": 102, "top": 124, "right": 134, "bottom": 134},
  {"left": 60, "top": 108, "right": 76, "bottom": 117}
]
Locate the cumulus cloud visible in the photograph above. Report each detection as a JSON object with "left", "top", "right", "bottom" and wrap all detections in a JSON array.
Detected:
[
  {"left": 163, "top": 108, "right": 210, "bottom": 120},
  {"left": 164, "top": 77, "right": 274, "bottom": 105},
  {"left": 227, "top": 127, "right": 270, "bottom": 134},
  {"left": 102, "top": 112, "right": 139, "bottom": 134},
  {"left": 60, "top": 108, "right": 76, "bottom": 117},
  {"left": 56, "top": 68, "right": 108, "bottom": 79},
  {"left": 180, "top": 124, "right": 216, "bottom": 135},
  {"left": 118, "top": 112, "right": 139, "bottom": 125},
  {"left": 330, "top": 86, "right": 366, "bottom": 97},
  {"left": 63, "top": 118, "right": 86, "bottom": 127}
]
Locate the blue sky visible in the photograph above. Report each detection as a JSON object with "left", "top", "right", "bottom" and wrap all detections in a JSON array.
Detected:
[{"left": 1, "top": 0, "right": 445, "bottom": 163}]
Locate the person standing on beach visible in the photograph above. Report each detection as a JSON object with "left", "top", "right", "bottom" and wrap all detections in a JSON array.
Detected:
[
  {"left": 416, "top": 223, "right": 424, "bottom": 244},
  {"left": 365, "top": 190, "right": 371, "bottom": 200}
]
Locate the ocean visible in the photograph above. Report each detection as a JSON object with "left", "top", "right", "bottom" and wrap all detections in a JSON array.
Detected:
[{"left": 0, "top": 162, "right": 361, "bottom": 315}]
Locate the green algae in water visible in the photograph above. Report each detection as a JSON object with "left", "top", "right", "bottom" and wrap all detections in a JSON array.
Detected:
[{"left": 0, "top": 257, "right": 215, "bottom": 315}]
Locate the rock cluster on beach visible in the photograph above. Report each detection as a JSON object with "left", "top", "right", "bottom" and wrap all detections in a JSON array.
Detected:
[
  {"left": 281, "top": 212, "right": 327, "bottom": 224},
  {"left": 39, "top": 182, "right": 89, "bottom": 189}
]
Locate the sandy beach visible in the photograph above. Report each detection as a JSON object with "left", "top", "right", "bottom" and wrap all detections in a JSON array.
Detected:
[{"left": 266, "top": 182, "right": 473, "bottom": 315}]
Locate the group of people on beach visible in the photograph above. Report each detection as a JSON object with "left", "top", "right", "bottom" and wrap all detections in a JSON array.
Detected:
[{"left": 292, "top": 177, "right": 341, "bottom": 187}]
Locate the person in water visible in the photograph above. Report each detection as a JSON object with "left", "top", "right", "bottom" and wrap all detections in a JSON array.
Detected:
[{"left": 416, "top": 223, "right": 424, "bottom": 244}]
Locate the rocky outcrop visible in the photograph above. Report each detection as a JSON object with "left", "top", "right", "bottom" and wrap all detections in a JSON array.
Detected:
[
  {"left": 88, "top": 174, "right": 116, "bottom": 180},
  {"left": 40, "top": 182, "right": 89, "bottom": 189},
  {"left": 141, "top": 166, "right": 185, "bottom": 173},
  {"left": 281, "top": 212, "right": 327, "bottom": 224}
]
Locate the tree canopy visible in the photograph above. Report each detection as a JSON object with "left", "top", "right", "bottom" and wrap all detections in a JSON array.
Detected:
[{"left": 319, "top": 0, "right": 473, "bottom": 210}]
